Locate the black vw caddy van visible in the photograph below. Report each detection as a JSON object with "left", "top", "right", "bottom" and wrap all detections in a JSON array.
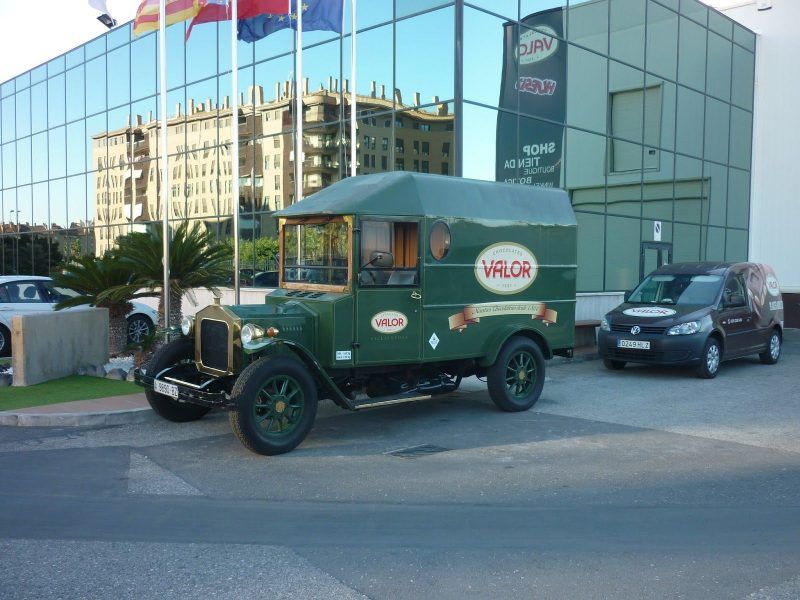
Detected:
[{"left": 598, "top": 262, "right": 784, "bottom": 378}]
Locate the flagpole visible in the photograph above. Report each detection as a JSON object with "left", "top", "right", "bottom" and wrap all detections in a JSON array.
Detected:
[
  {"left": 350, "top": 0, "right": 356, "bottom": 178},
  {"left": 158, "top": 0, "right": 171, "bottom": 333},
  {"left": 231, "top": 0, "right": 241, "bottom": 304},
  {"left": 294, "top": 0, "right": 303, "bottom": 203}
]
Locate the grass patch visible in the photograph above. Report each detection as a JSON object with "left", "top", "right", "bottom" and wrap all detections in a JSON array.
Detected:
[{"left": 0, "top": 376, "right": 140, "bottom": 412}]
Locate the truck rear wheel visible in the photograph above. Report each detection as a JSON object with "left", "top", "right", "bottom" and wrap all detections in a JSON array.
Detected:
[
  {"left": 145, "top": 338, "right": 212, "bottom": 422},
  {"left": 487, "top": 336, "right": 546, "bottom": 412},
  {"left": 229, "top": 356, "right": 318, "bottom": 456}
]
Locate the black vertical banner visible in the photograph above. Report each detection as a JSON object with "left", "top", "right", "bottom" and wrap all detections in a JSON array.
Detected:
[{"left": 496, "top": 8, "right": 566, "bottom": 187}]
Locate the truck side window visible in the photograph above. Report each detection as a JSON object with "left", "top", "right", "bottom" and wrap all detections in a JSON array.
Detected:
[{"left": 360, "top": 221, "right": 419, "bottom": 286}]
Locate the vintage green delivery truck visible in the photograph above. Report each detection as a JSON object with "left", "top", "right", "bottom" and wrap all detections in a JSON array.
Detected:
[{"left": 135, "top": 172, "right": 577, "bottom": 455}]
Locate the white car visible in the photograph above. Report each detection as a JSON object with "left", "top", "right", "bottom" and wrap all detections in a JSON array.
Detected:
[{"left": 0, "top": 275, "right": 158, "bottom": 357}]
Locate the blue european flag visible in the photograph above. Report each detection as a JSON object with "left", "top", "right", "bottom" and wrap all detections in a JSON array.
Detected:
[{"left": 238, "top": 0, "right": 344, "bottom": 42}]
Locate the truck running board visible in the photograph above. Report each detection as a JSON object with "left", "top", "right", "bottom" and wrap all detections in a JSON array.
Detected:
[{"left": 351, "top": 393, "right": 434, "bottom": 410}]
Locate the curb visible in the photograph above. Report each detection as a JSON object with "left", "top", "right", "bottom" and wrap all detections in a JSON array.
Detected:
[{"left": 0, "top": 407, "right": 157, "bottom": 428}]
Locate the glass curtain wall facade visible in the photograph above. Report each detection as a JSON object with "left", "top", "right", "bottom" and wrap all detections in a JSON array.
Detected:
[{"left": 0, "top": 0, "right": 755, "bottom": 294}]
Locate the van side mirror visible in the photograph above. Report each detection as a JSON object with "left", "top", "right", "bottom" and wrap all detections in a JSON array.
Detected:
[
  {"left": 370, "top": 251, "right": 394, "bottom": 269},
  {"left": 623, "top": 290, "right": 632, "bottom": 302}
]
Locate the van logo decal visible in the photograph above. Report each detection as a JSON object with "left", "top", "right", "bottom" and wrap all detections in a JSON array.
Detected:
[
  {"left": 622, "top": 307, "right": 677, "bottom": 318},
  {"left": 449, "top": 301, "right": 557, "bottom": 331},
  {"left": 630, "top": 326, "right": 640, "bottom": 335},
  {"left": 475, "top": 243, "right": 538, "bottom": 295},
  {"left": 766, "top": 275, "right": 780, "bottom": 297},
  {"left": 371, "top": 311, "right": 407, "bottom": 334}
]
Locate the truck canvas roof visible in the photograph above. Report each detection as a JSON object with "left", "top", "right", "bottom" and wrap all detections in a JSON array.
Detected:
[{"left": 276, "top": 172, "right": 576, "bottom": 226}]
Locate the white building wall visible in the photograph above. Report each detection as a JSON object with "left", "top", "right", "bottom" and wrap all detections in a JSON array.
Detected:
[{"left": 709, "top": 0, "right": 800, "bottom": 293}]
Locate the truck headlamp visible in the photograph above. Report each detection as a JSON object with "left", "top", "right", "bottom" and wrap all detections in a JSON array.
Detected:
[
  {"left": 666, "top": 321, "right": 701, "bottom": 336},
  {"left": 241, "top": 323, "right": 265, "bottom": 345},
  {"left": 600, "top": 316, "right": 611, "bottom": 332},
  {"left": 181, "top": 316, "right": 195, "bottom": 337}
]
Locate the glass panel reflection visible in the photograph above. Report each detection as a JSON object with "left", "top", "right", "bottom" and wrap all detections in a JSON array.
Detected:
[
  {"left": 605, "top": 215, "right": 641, "bottom": 290},
  {"left": 48, "top": 73, "right": 66, "bottom": 127}
]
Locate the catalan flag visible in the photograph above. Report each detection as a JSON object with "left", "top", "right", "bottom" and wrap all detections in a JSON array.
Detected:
[{"left": 133, "top": 0, "right": 203, "bottom": 36}]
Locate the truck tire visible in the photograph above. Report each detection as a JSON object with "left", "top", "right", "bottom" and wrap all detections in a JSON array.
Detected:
[
  {"left": 487, "top": 336, "right": 546, "bottom": 412},
  {"left": 229, "top": 356, "right": 318, "bottom": 456},
  {"left": 759, "top": 328, "right": 781, "bottom": 365},
  {"left": 696, "top": 336, "right": 722, "bottom": 379},
  {"left": 145, "top": 338, "right": 212, "bottom": 422}
]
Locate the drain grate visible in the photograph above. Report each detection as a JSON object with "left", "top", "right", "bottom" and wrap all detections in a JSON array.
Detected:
[{"left": 385, "top": 444, "right": 450, "bottom": 458}]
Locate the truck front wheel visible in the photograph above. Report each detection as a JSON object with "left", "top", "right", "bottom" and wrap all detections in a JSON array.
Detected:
[
  {"left": 229, "top": 356, "right": 318, "bottom": 455},
  {"left": 145, "top": 338, "right": 212, "bottom": 422},
  {"left": 487, "top": 336, "right": 546, "bottom": 412}
]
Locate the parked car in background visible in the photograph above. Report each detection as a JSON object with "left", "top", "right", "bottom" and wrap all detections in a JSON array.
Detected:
[
  {"left": 0, "top": 275, "right": 158, "bottom": 357},
  {"left": 598, "top": 262, "right": 784, "bottom": 378}
]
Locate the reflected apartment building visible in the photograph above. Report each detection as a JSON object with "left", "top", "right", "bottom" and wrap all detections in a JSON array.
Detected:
[{"left": 92, "top": 80, "right": 454, "bottom": 256}]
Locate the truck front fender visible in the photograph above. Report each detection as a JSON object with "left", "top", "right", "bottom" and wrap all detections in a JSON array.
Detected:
[{"left": 254, "top": 339, "right": 355, "bottom": 410}]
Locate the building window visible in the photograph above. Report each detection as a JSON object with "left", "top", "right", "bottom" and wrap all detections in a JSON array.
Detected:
[
  {"left": 421, "top": 142, "right": 429, "bottom": 157},
  {"left": 413, "top": 160, "right": 420, "bottom": 172},
  {"left": 395, "top": 138, "right": 404, "bottom": 154},
  {"left": 381, "top": 156, "right": 388, "bottom": 170},
  {"left": 274, "top": 137, "right": 280, "bottom": 148},
  {"left": 413, "top": 140, "right": 420, "bottom": 155},
  {"left": 422, "top": 161, "right": 429, "bottom": 173},
  {"left": 395, "top": 158, "right": 405, "bottom": 171},
  {"left": 441, "top": 162, "right": 449, "bottom": 175},
  {"left": 395, "top": 118, "right": 404, "bottom": 128},
  {"left": 274, "top": 174, "right": 281, "bottom": 189},
  {"left": 442, "top": 142, "right": 450, "bottom": 158},
  {"left": 610, "top": 86, "right": 662, "bottom": 173},
  {"left": 382, "top": 137, "right": 389, "bottom": 151}
]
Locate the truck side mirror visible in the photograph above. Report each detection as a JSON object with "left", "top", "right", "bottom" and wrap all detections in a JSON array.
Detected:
[{"left": 370, "top": 251, "right": 394, "bottom": 269}]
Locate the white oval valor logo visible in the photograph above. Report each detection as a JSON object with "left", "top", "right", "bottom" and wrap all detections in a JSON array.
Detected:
[
  {"left": 517, "top": 26, "right": 559, "bottom": 65},
  {"left": 622, "top": 307, "right": 677, "bottom": 318},
  {"left": 475, "top": 243, "right": 538, "bottom": 295},
  {"left": 766, "top": 275, "right": 780, "bottom": 297},
  {"left": 371, "top": 310, "right": 408, "bottom": 334}
]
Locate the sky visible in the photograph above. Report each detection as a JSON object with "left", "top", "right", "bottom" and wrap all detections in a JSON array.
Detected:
[
  {"left": 0, "top": 0, "right": 138, "bottom": 83},
  {"left": 0, "top": 0, "right": 730, "bottom": 84}
]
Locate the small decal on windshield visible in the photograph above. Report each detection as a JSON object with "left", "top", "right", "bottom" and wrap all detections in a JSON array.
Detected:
[
  {"left": 335, "top": 350, "right": 352, "bottom": 360},
  {"left": 429, "top": 333, "right": 440, "bottom": 350}
]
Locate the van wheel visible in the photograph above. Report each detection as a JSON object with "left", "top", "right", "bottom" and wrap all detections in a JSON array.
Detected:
[
  {"left": 696, "top": 337, "right": 722, "bottom": 379},
  {"left": 145, "top": 339, "right": 212, "bottom": 422},
  {"left": 759, "top": 329, "right": 781, "bottom": 365},
  {"left": 229, "top": 356, "right": 318, "bottom": 455},
  {"left": 487, "top": 336, "right": 545, "bottom": 412},
  {"left": 603, "top": 358, "right": 626, "bottom": 370}
]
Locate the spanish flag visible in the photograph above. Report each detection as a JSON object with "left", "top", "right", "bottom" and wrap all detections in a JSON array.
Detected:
[{"left": 133, "top": 0, "right": 203, "bottom": 36}]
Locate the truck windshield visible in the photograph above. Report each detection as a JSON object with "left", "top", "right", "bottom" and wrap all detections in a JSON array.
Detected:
[
  {"left": 628, "top": 274, "right": 723, "bottom": 306},
  {"left": 282, "top": 220, "right": 349, "bottom": 286}
]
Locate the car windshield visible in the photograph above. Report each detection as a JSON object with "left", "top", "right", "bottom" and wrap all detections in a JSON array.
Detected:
[
  {"left": 42, "top": 281, "right": 80, "bottom": 302},
  {"left": 282, "top": 219, "right": 349, "bottom": 287},
  {"left": 628, "top": 274, "right": 723, "bottom": 306}
]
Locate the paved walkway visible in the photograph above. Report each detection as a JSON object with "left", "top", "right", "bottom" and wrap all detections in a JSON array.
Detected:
[{"left": 0, "top": 393, "right": 153, "bottom": 427}]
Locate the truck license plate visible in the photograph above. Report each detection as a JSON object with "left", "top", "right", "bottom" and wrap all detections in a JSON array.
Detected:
[
  {"left": 154, "top": 379, "right": 179, "bottom": 399},
  {"left": 618, "top": 339, "right": 650, "bottom": 350}
]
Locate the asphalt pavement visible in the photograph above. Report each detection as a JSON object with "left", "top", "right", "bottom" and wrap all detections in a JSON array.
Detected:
[{"left": 1, "top": 330, "right": 799, "bottom": 599}]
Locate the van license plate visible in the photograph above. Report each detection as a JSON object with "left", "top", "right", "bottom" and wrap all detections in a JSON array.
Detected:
[
  {"left": 154, "top": 379, "right": 179, "bottom": 399},
  {"left": 618, "top": 340, "right": 650, "bottom": 350}
]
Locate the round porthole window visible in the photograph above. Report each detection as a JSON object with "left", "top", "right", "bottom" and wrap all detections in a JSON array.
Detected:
[{"left": 429, "top": 221, "right": 451, "bottom": 261}]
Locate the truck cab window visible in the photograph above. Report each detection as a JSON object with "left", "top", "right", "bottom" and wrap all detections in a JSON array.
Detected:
[{"left": 360, "top": 220, "right": 419, "bottom": 286}]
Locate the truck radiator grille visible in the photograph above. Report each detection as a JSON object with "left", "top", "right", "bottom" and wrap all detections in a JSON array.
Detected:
[{"left": 200, "top": 319, "right": 229, "bottom": 371}]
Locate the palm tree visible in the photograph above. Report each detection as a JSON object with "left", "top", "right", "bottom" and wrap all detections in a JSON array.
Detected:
[
  {"left": 113, "top": 222, "right": 232, "bottom": 330},
  {"left": 52, "top": 255, "right": 144, "bottom": 355}
]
